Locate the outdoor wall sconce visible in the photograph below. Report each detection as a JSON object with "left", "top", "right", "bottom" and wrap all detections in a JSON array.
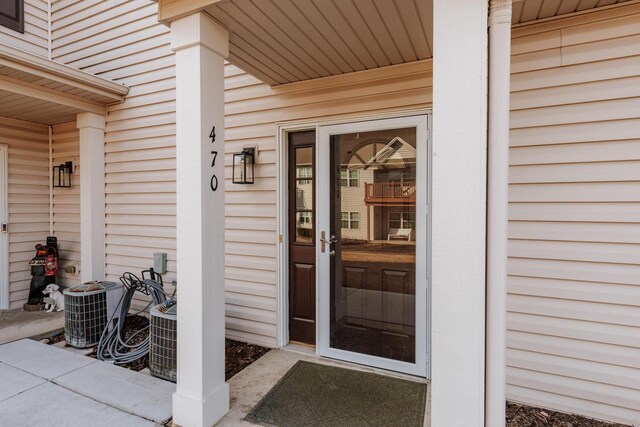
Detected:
[
  {"left": 232, "top": 147, "right": 255, "bottom": 184},
  {"left": 53, "top": 161, "right": 73, "bottom": 188}
]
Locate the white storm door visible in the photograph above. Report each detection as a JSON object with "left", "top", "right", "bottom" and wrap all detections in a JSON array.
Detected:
[{"left": 316, "top": 115, "right": 429, "bottom": 377}]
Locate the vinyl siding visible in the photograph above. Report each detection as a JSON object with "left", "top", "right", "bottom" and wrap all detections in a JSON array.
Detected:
[
  {"left": 49, "top": 0, "right": 432, "bottom": 347},
  {"left": 51, "top": 121, "right": 80, "bottom": 288},
  {"left": 0, "top": 117, "right": 49, "bottom": 307},
  {"left": 223, "top": 61, "right": 431, "bottom": 346},
  {"left": 0, "top": 0, "right": 49, "bottom": 57},
  {"left": 508, "top": 6, "right": 640, "bottom": 425},
  {"left": 51, "top": 0, "right": 176, "bottom": 307},
  {"left": 45, "top": 2, "right": 640, "bottom": 424}
]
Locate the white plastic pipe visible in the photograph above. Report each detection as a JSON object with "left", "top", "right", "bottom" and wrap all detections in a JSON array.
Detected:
[{"left": 487, "top": 1, "right": 512, "bottom": 426}]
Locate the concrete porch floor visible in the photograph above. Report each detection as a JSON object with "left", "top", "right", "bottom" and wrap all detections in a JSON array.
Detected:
[
  {"left": 0, "top": 339, "right": 174, "bottom": 426},
  {"left": 219, "top": 348, "right": 431, "bottom": 427},
  {"left": 0, "top": 309, "right": 64, "bottom": 345}
]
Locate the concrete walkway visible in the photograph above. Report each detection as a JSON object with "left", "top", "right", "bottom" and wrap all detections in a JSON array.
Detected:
[
  {"left": 0, "top": 339, "right": 174, "bottom": 426},
  {"left": 0, "top": 309, "right": 64, "bottom": 345}
]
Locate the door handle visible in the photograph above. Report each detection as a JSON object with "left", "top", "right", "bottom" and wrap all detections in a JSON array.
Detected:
[
  {"left": 1, "top": 223, "right": 6, "bottom": 233},
  {"left": 320, "top": 231, "right": 337, "bottom": 253}
]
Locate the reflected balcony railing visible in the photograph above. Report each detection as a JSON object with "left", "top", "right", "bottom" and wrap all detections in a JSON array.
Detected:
[{"left": 364, "top": 181, "right": 416, "bottom": 205}]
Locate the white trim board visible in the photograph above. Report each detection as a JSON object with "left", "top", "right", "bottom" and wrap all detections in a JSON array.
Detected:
[{"left": 0, "top": 144, "right": 9, "bottom": 309}]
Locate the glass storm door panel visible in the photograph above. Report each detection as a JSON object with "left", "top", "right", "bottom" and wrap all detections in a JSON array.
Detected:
[{"left": 317, "top": 116, "right": 429, "bottom": 377}]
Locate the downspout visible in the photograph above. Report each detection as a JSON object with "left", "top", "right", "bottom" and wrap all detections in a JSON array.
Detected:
[
  {"left": 47, "top": 0, "right": 52, "bottom": 60},
  {"left": 48, "top": 126, "right": 53, "bottom": 235},
  {"left": 487, "top": 1, "right": 512, "bottom": 426}
]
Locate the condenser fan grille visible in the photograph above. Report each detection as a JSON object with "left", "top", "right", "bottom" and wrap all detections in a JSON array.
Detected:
[
  {"left": 149, "top": 303, "right": 177, "bottom": 382},
  {"left": 64, "top": 290, "right": 107, "bottom": 348}
]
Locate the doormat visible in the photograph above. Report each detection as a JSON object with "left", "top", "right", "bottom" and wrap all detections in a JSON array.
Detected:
[{"left": 245, "top": 360, "right": 427, "bottom": 427}]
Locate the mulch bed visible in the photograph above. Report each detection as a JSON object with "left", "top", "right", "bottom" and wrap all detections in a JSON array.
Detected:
[
  {"left": 46, "top": 317, "right": 271, "bottom": 380},
  {"left": 225, "top": 338, "right": 270, "bottom": 381},
  {"left": 507, "top": 402, "right": 630, "bottom": 427}
]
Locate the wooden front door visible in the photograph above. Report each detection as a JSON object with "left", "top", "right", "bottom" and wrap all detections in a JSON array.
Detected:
[{"left": 288, "top": 131, "right": 316, "bottom": 345}]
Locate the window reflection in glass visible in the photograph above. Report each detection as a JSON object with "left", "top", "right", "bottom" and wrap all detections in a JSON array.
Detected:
[
  {"left": 294, "top": 146, "right": 314, "bottom": 243},
  {"left": 330, "top": 127, "right": 417, "bottom": 363}
]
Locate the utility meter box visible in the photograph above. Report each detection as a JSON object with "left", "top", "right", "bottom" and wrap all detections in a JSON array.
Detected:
[{"left": 153, "top": 252, "right": 167, "bottom": 274}]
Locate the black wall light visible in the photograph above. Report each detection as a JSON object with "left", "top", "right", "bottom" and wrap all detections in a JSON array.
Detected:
[
  {"left": 232, "top": 147, "right": 255, "bottom": 184},
  {"left": 53, "top": 161, "right": 73, "bottom": 188}
]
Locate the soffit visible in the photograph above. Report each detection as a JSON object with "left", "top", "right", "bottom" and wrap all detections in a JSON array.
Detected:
[
  {"left": 204, "top": 0, "right": 433, "bottom": 86},
  {"left": 0, "top": 43, "right": 128, "bottom": 125},
  {"left": 512, "top": 0, "right": 631, "bottom": 24}
]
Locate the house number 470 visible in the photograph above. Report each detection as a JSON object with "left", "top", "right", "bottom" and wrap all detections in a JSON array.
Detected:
[{"left": 209, "top": 125, "right": 218, "bottom": 192}]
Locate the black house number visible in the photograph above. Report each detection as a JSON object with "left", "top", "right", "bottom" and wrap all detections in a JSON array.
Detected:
[{"left": 209, "top": 125, "right": 218, "bottom": 192}]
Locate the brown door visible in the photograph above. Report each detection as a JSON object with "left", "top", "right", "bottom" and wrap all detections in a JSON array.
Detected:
[{"left": 288, "top": 131, "right": 316, "bottom": 345}]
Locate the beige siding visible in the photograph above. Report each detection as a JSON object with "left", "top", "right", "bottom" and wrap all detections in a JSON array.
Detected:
[
  {"left": 51, "top": 0, "right": 176, "bottom": 307},
  {"left": 508, "top": 6, "right": 640, "bottom": 425},
  {"left": 0, "top": 117, "right": 49, "bottom": 307},
  {"left": 0, "top": 0, "right": 49, "bottom": 57},
  {"left": 49, "top": 0, "right": 432, "bottom": 347},
  {"left": 46, "top": 4, "right": 640, "bottom": 424},
  {"left": 51, "top": 121, "right": 80, "bottom": 288},
  {"left": 223, "top": 61, "right": 431, "bottom": 346}
]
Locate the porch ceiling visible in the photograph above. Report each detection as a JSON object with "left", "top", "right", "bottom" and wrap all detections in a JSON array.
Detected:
[
  {"left": 512, "top": 0, "right": 631, "bottom": 24},
  {"left": 0, "top": 43, "right": 128, "bottom": 125},
  {"left": 203, "top": 0, "right": 433, "bottom": 86},
  {"left": 199, "top": 0, "right": 632, "bottom": 86}
]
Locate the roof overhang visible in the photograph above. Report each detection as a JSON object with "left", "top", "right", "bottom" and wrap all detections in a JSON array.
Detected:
[
  {"left": 0, "top": 43, "right": 129, "bottom": 125},
  {"left": 158, "top": 0, "right": 633, "bottom": 86}
]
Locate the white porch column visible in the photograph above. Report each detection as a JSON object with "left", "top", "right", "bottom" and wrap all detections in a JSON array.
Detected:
[
  {"left": 170, "top": 12, "right": 229, "bottom": 427},
  {"left": 77, "top": 112, "right": 106, "bottom": 282},
  {"left": 431, "top": 1, "right": 489, "bottom": 426},
  {"left": 487, "top": 1, "right": 512, "bottom": 426}
]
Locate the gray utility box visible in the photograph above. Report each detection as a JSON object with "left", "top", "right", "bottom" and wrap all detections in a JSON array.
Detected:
[{"left": 63, "top": 281, "right": 124, "bottom": 348}]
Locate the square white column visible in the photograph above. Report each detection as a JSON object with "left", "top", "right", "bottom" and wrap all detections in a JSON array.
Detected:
[
  {"left": 431, "top": 0, "right": 489, "bottom": 425},
  {"left": 77, "top": 112, "right": 106, "bottom": 283},
  {"left": 170, "top": 12, "right": 230, "bottom": 427}
]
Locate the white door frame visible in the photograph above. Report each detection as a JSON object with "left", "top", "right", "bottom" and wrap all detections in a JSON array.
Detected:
[
  {"left": 0, "top": 144, "right": 9, "bottom": 309},
  {"left": 316, "top": 114, "right": 430, "bottom": 377}
]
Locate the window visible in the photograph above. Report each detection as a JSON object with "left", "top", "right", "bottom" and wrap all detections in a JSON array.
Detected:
[
  {"left": 388, "top": 212, "right": 415, "bottom": 231},
  {"left": 297, "top": 165, "right": 313, "bottom": 185},
  {"left": 0, "top": 0, "right": 24, "bottom": 33},
  {"left": 298, "top": 212, "right": 312, "bottom": 224},
  {"left": 341, "top": 212, "right": 360, "bottom": 230},
  {"left": 339, "top": 168, "right": 359, "bottom": 187}
]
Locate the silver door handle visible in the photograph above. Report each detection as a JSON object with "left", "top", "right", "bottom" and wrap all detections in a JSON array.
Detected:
[{"left": 320, "top": 232, "right": 338, "bottom": 253}]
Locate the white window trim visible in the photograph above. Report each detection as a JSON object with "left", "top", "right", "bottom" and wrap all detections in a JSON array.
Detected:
[
  {"left": 341, "top": 211, "right": 360, "bottom": 229},
  {"left": 340, "top": 168, "right": 360, "bottom": 187}
]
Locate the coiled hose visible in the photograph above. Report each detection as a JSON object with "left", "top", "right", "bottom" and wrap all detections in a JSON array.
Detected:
[{"left": 96, "top": 270, "right": 167, "bottom": 365}]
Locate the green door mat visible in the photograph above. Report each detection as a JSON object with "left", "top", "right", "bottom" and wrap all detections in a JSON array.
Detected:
[{"left": 245, "top": 361, "right": 427, "bottom": 427}]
